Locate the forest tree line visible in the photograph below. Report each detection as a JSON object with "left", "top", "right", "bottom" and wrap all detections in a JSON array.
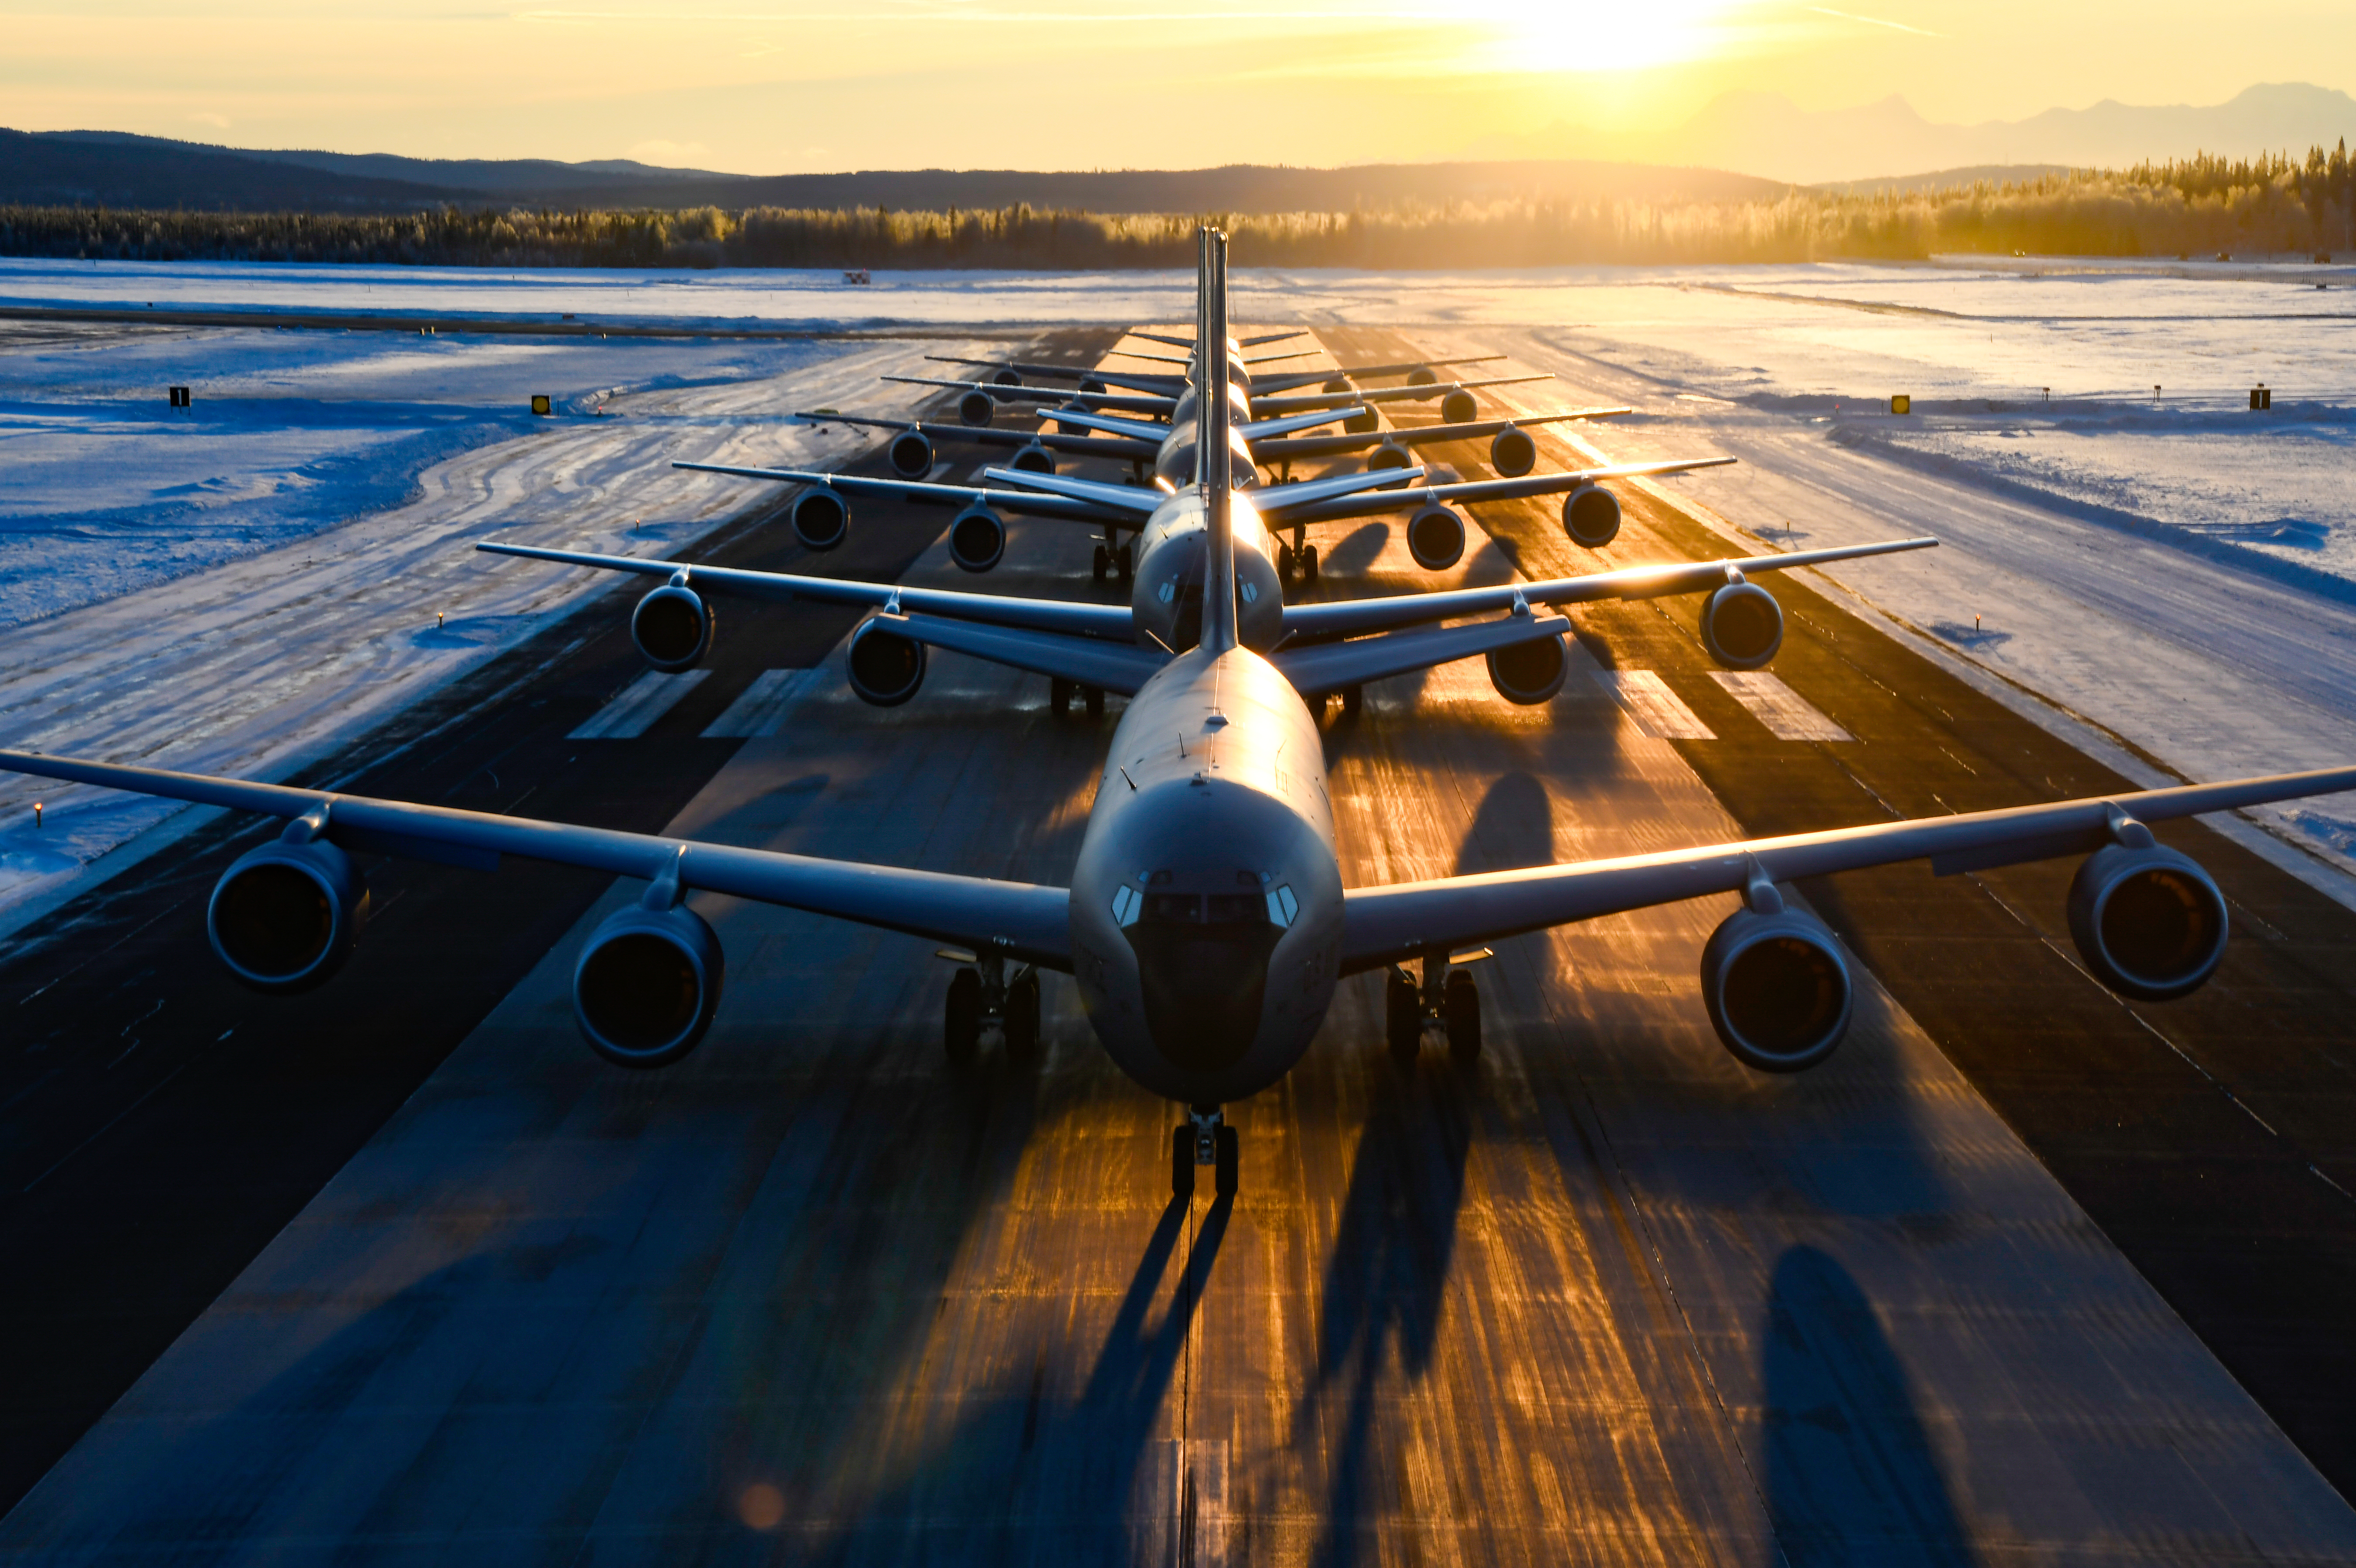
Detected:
[{"left": 2, "top": 144, "right": 2349, "bottom": 268}]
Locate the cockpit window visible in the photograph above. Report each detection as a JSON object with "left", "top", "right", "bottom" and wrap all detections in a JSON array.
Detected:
[
  {"left": 1111, "top": 885, "right": 1142, "bottom": 926},
  {"left": 1266, "top": 885, "right": 1299, "bottom": 927}
]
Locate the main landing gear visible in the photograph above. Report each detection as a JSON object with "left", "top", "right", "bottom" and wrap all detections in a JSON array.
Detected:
[
  {"left": 1172, "top": 1104, "right": 1239, "bottom": 1199},
  {"left": 1276, "top": 531, "right": 1320, "bottom": 588},
  {"left": 1091, "top": 541, "right": 1135, "bottom": 585},
  {"left": 1385, "top": 949, "right": 1485, "bottom": 1065},
  {"left": 943, "top": 952, "right": 1039, "bottom": 1066}
]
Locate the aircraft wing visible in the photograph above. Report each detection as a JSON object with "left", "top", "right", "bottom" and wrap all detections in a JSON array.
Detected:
[
  {"left": 474, "top": 543, "right": 1143, "bottom": 641},
  {"left": 883, "top": 377, "right": 1178, "bottom": 416},
  {"left": 670, "top": 462, "right": 1150, "bottom": 525},
  {"left": 1252, "top": 357, "right": 1505, "bottom": 395},
  {"left": 794, "top": 412, "right": 1156, "bottom": 463},
  {"left": 1236, "top": 406, "right": 1364, "bottom": 440},
  {"left": 1252, "top": 376, "right": 1563, "bottom": 414},
  {"left": 1255, "top": 408, "right": 1628, "bottom": 463},
  {"left": 1266, "top": 457, "right": 1740, "bottom": 527},
  {"left": 0, "top": 750, "right": 1076, "bottom": 970},
  {"left": 1337, "top": 767, "right": 2356, "bottom": 975},
  {"left": 1279, "top": 538, "right": 1936, "bottom": 641}
]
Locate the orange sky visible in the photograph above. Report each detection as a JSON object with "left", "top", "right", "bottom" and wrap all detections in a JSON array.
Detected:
[{"left": 6, "top": 1, "right": 2349, "bottom": 173}]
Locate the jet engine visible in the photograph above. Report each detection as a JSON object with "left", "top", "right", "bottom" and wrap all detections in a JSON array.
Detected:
[
  {"left": 1700, "top": 580, "right": 1783, "bottom": 669},
  {"left": 631, "top": 584, "right": 714, "bottom": 672},
  {"left": 1323, "top": 377, "right": 1352, "bottom": 395},
  {"left": 887, "top": 430, "right": 934, "bottom": 479},
  {"left": 1079, "top": 376, "right": 1109, "bottom": 395},
  {"left": 1406, "top": 366, "right": 1439, "bottom": 386},
  {"left": 957, "top": 389, "right": 995, "bottom": 427},
  {"left": 1405, "top": 504, "right": 1467, "bottom": 571},
  {"left": 991, "top": 369, "right": 1022, "bottom": 387},
  {"left": 847, "top": 617, "right": 927, "bottom": 706},
  {"left": 1441, "top": 389, "right": 1478, "bottom": 424},
  {"left": 1489, "top": 425, "right": 1537, "bottom": 478},
  {"left": 1009, "top": 442, "right": 1056, "bottom": 475},
  {"left": 1700, "top": 898, "right": 1853, "bottom": 1072},
  {"left": 792, "top": 487, "right": 850, "bottom": 551},
  {"left": 572, "top": 899, "right": 724, "bottom": 1068},
  {"left": 1052, "top": 400, "right": 1093, "bottom": 437},
  {"left": 1366, "top": 441, "right": 1414, "bottom": 485},
  {"left": 1486, "top": 631, "right": 1570, "bottom": 705},
  {"left": 2066, "top": 838, "right": 2228, "bottom": 1000},
  {"left": 948, "top": 505, "right": 1008, "bottom": 574},
  {"left": 1562, "top": 483, "right": 1621, "bottom": 548},
  {"left": 1344, "top": 406, "right": 1381, "bottom": 435},
  {"left": 207, "top": 834, "right": 369, "bottom": 993}
]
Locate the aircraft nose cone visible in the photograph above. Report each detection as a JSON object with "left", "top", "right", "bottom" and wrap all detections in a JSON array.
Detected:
[{"left": 1126, "top": 921, "right": 1276, "bottom": 1075}]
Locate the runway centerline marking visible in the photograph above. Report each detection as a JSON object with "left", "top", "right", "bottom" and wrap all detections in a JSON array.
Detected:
[
  {"left": 567, "top": 669, "right": 711, "bottom": 740},
  {"left": 1709, "top": 670, "right": 1855, "bottom": 741},
  {"left": 1594, "top": 670, "right": 1715, "bottom": 740}
]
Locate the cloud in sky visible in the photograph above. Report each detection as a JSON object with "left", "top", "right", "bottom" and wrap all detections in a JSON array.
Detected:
[{"left": 1, "top": 0, "right": 2348, "bottom": 172}]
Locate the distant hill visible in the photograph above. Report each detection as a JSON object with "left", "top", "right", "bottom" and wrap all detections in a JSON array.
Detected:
[
  {"left": 1813, "top": 166, "right": 2072, "bottom": 196},
  {"left": 1469, "top": 82, "right": 2356, "bottom": 186},
  {"left": 0, "top": 129, "right": 1790, "bottom": 214}
]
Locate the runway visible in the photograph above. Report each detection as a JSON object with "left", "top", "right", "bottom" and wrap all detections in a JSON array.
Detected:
[{"left": 4, "top": 326, "right": 2356, "bottom": 1562}]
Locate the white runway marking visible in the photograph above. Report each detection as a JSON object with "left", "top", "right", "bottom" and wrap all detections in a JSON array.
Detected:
[
  {"left": 1594, "top": 669, "right": 1715, "bottom": 739},
  {"left": 701, "top": 669, "right": 818, "bottom": 739},
  {"left": 567, "top": 669, "right": 709, "bottom": 740},
  {"left": 1711, "top": 670, "right": 1855, "bottom": 741}
]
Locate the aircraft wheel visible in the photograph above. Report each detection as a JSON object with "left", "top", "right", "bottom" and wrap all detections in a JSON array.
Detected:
[
  {"left": 1277, "top": 542, "right": 1296, "bottom": 584},
  {"left": 1445, "top": 970, "right": 1482, "bottom": 1064},
  {"left": 1171, "top": 1125, "right": 1197, "bottom": 1199},
  {"left": 1117, "top": 545, "right": 1134, "bottom": 585},
  {"left": 1302, "top": 545, "right": 1320, "bottom": 585},
  {"left": 945, "top": 968, "right": 982, "bottom": 1066},
  {"left": 1214, "top": 1126, "right": 1239, "bottom": 1196},
  {"left": 1385, "top": 970, "right": 1421, "bottom": 1062},
  {"left": 1092, "top": 544, "right": 1110, "bottom": 583},
  {"left": 1085, "top": 686, "right": 1106, "bottom": 716},
  {"left": 1004, "top": 970, "right": 1041, "bottom": 1057}
]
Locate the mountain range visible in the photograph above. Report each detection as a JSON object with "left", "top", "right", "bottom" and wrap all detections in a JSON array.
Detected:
[{"left": 1466, "top": 82, "right": 2356, "bottom": 185}]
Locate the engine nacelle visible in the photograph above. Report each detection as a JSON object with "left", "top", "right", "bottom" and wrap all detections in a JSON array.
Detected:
[
  {"left": 2066, "top": 841, "right": 2228, "bottom": 1000},
  {"left": 1486, "top": 631, "right": 1569, "bottom": 705},
  {"left": 1405, "top": 505, "right": 1467, "bottom": 571},
  {"left": 956, "top": 389, "right": 995, "bottom": 427},
  {"left": 1406, "top": 366, "right": 1439, "bottom": 386},
  {"left": 948, "top": 505, "right": 1007, "bottom": 573},
  {"left": 1563, "top": 483, "right": 1621, "bottom": 548},
  {"left": 847, "top": 617, "right": 927, "bottom": 706},
  {"left": 1490, "top": 424, "right": 1537, "bottom": 478},
  {"left": 1322, "top": 376, "right": 1352, "bottom": 395},
  {"left": 1700, "top": 902, "right": 1853, "bottom": 1072},
  {"left": 1078, "top": 375, "right": 1108, "bottom": 395},
  {"left": 1009, "top": 441, "right": 1056, "bottom": 475},
  {"left": 887, "top": 429, "right": 934, "bottom": 479},
  {"left": 1052, "top": 400, "right": 1094, "bottom": 437},
  {"left": 572, "top": 899, "right": 724, "bottom": 1068},
  {"left": 1701, "top": 580, "right": 1783, "bottom": 669},
  {"left": 1366, "top": 441, "right": 1414, "bottom": 485},
  {"left": 1440, "top": 388, "right": 1478, "bottom": 424},
  {"left": 207, "top": 835, "right": 369, "bottom": 993},
  {"left": 990, "top": 368, "right": 1022, "bottom": 387},
  {"left": 1344, "top": 406, "right": 1381, "bottom": 435},
  {"left": 792, "top": 487, "right": 850, "bottom": 552},
  {"left": 631, "top": 584, "right": 714, "bottom": 672}
]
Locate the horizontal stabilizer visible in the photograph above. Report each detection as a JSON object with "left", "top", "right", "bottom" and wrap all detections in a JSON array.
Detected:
[
  {"left": 1269, "top": 612, "right": 1571, "bottom": 696},
  {"left": 880, "top": 612, "right": 1169, "bottom": 696},
  {"left": 670, "top": 462, "right": 1137, "bottom": 524},
  {"left": 976, "top": 466, "right": 1166, "bottom": 515}
]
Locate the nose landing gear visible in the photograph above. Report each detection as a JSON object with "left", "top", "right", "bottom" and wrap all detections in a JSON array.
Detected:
[
  {"left": 941, "top": 951, "right": 1039, "bottom": 1065},
  {"left": 1172, "top": 1104, "right": 1239, "bottom": 1198},
  {"left": 1385, "top": 948, "right": 1487, "bottom": 1064}
]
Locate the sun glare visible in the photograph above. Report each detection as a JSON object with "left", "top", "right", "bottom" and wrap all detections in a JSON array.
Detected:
[{"left": 1453, "top": 0, "right": 1737, "bottom": 73}]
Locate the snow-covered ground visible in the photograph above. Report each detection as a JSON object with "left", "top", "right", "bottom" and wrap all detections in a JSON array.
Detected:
[
  {"left": 0, "top": 254, "right": 2351, "bottom": 922},
  {"left": 0, "top": 325, "right": 970, "bottom": 919}
]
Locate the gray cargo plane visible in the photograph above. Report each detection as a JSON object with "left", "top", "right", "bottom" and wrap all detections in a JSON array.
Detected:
[{"left": 7, "top": 230, "right": 2354, "bottom": 1200}]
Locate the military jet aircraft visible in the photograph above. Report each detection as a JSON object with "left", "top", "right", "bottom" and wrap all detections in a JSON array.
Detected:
[{"left": 7, "top": 230, "right": 2351, "bottom": 1200}]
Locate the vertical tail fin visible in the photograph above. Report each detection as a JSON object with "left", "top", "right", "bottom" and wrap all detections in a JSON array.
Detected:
[{"left": 1198, "top": 227, "right": 1239, "bottom": 657}]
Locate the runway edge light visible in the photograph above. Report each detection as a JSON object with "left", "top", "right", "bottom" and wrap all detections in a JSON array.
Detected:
[
  {"left": 531, "top": 395, "right": 552, "bottom": 416},
  {"left": 1891, "top": 394, "right": 1911, "bottom": 415}
]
